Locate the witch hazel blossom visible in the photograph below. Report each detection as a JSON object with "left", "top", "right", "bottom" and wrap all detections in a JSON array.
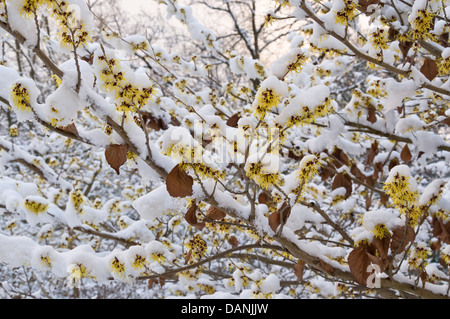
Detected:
[{"left": 252, "top": 76, "right": 288, "bottom": 121}]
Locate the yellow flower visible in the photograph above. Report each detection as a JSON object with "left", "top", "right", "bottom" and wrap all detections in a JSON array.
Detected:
[
  {"left": 254, "top": 88, "right": 281, "bottom": 120},
  {"left": 110, "top": 256, "right": 126, "bottom": 277},
  {"left": 10, "top": 83, "right": 32, "bottom": 113},
  {"left": 373, "top": 224, "right": 390, "bottom": 239},
  {"left": 334, "top": 0, "right": 358, "bottom": 26},
  {"left": 131, "top": 254, "right": 148, "bottom": 271},
  {"left": 24, "top": 197, "right": 48, "bottom": 215},
  {"left": 410, "top": 9, "right": 435, "bottom": 40},
  {"left": 9, "top": 125, "right": 18, "bottom": 137},
  {"left": 369, "top": 28, "right": 389, "bottom": 51}
]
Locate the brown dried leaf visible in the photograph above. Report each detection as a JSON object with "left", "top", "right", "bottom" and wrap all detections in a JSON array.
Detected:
[
  {"left": 288, "top": 150, "right": 302, "bottom": 161},
  {"left": 228, "top": 236, "right": 239, "bottom": 248},
  {"left": 442, "top": 117, "right": 450, "bottom": 126},
  {"left": 184, "top": 250, "right": 192, "bottom": 264},
  {"left": 148, "top": 278, "right": 157, "bottom": 289},
  {"left": 258, "top": 192, "right": 270, "bottom": 205},
  {"left": 435, "top": 218, "right": 450, "bottom": 244},
  {"left": 166, "top": 164, "right": 194, "bottom": 198},
  {"left": 348, "top": 245, "right": 382, "bottom": 286},
  {"left": 185, "top": 203, "right": 198, "bottom": 226},
  {"left": 358, "top": 0, "right": 380, "bottom": 13},
  {"left": 367, "top": 107, "right": 377, "bottom": 124},
  {"left": 269, "top": 204, "right": 291, "bottom": 232},
  {"left": 380, "top": 193, "right": 389, "bottom": 207},
  {"left": 320, "top": 165, "right": 335, "bottom": 181},
  {"left": 206, "top": 206, "right": 226, "bottom": 221},
  {"left": 390, "top": 225, "right": 415, "bottom": 253},
  {"left": 365, "top": 194, "right": 372, "bottom": 211},
  {"left": 366, "top": 141, "right": 379, "bottom": 165},
  {"left": 294, "top": 260, "right": 305, "bottom": 282},
  {"left": 226, "top": 114, "right": 241, "bottom": 127},
  {"left": 105, "top": 144, "right": 128, "bottom": 175},
  {"left": 59, "top": 123, "right": 79, "bottom": 136},
  {"left": 420, "top": 271, "right": 428, "bottom": 289},
  {"left": 319, "top": 259, "right": 335, "bottom": 275},
  {"left": 184, "top": 203, "right": 205, "bottom": 230},
  {"left": 420, "top": 58, "right": 439, "bottom": 81},
  {"left": 373, "top": 162, "right": 384, "bottom": 180},
  {"left": 350, "top": 163, "right": 365, "bottom": 182},
  {"left": 389, "top": 157, "right": 399, "bottom": 171},
  {"left": 371, "top": 236, "right": 390, "bottom": 260},
  {"left": 141, "top": 112, "right": 167, "bottom": 131},
  {"left": 332, "top": 148, "right": 349, "bottom": 168},
  {"left": 331, "top": 173, "right": 352, "bottom": 198},
  {"left": 148, "top": 278, "right": 166, "bottom": 289},
  {"left": 440, "top": 32, "right": 449, "bottom": 47},
  {"left": 268, "top": 210, "right": 281, "bottom": 233},
  {"left": 400, "top": 144, "right": 412, "bottom": 162}
]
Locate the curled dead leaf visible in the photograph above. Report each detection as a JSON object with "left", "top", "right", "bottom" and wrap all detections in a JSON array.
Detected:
[
  {"left": 319, "top": 259, "right": 335, "bottom": 275},
  {"left": 331, "top": 173, "right": 352, "bottom": 198},
  {"left": 390, "top": 225, "right": 415, "bottom": 254},
  {"left": 166, "top": 164, "right": 194, "bottom": 198},
  {"left": 371, "top": 236, "right": 390, "bottom": 260},
  {"left": 59, "top": 123, "right": 79, "bottom": 136},
  {"left": 420, "top": 58, "right": 439, "bottom": 81},
  {"left": 348, "top": 245, "right": 383, "bottom": 286},
  {"left": 268, "top": 210, "right": 281, "bottom": 233},
  {"left": 206, "top": 206, "right": 226, "bottom": 221},
  {"left": 268, "top": 204, "right": 291, "bottom": 233},
  {"left": 184, "top": 203, "right": 205, "bottom": 230},
  {"left": 105, "top": 144, "right": 128, "bottom": 175},
  {"left": 294, "top": 260, "right": 305, "bottom": 282},
  {"left": 400, "top": 144, "right": 412, "bottom": 162},
  {"left": 226, "top": 113, "right": 241, "bottom": 127},
  {"left": 228, "top": 236, "right": 239, "bottom": 248},
  {"left": 367, "top": 106, "right": 377, "bottom": 124}
]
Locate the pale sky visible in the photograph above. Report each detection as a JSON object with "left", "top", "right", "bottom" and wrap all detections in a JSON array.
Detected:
[{"left": 118, "top": 0, "right": 157, "bottom": 15}]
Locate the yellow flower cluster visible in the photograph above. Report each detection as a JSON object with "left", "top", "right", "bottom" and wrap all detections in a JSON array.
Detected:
[
  {"left": 438, "top": 57, "right": 450, "bottom": 75},
  {"left": 264, "top": 13, "right": 275, "bottom": 27},
  {"left": 286, "top": 97, "right": 333, "bottom": 128},
  {"left": 96, "top": 54, "right": 155, "bottom": 114},
  {"left": 40, "top": 254, "right": 52, "bottom": 268},
  {"left": 367, "top": 80, "right": 387, "bottom": 98},
  {"left": 69, "top": 188, "right": 85, "bottom": 214},
  {"left": 369, "top": 28, "right": 389, "bottom": 51},
  {"left": 286, "top": 53, "right": 308, "bottom": 75},
  {"left": 296, "top": 155, "right": 320, "bottom": 185},
  {"left": 9, "top": 125, "right": 18, "bottom": 137},
  {"left": 185, "top": 234, "right": 207, "bottom": 263},
  {"left": 20, "top": 0, "right": 92, "bottom": 48},
  {"left": 24, "top": 198, "right": 48, "bottom": 215},
  {"left": 10, "top": 83, "right": 32, "bottom": 113},
  {"left": 19, "top": 0, "right": 41, "bottom": 17},
  {"left": 184, "top": 163, "right": 225, "bottom": 181},
  {"left": 441, "top": 247, "right": 450, "bottom": 265},
  {"left": 165, "top": 144, "right": 203, "bottom": 164},
  {"left": 67, "top": 263, "right": 95, "bottom": 287},
  {"left": 383, "top": 171, "right": 421, "bottom": 226},
  {"left": 254, "top": 88, "right": 281, "bottom": 120},
  {"left": 197, "top": 283, "right": 216, "bottom": 295},
  {"left": 408, "top": 244, "right": 431, "bottom": 270},
  {"left": 335, "top": 0, "right": 358, "bottom": 26},
  {"left": 373, "top": 224, "right": 390, "bottom": 239},
  {"left": 410, "top": 9, "right": 436, "bottom": 40},
  {"left": 110, "top": 256, "right": 126, "bottom": 278},
  {"left": 131, "top": 253, "right": 148, "bottom": 271},
  {"left": 245, "top": 161, "right": 282, "bottom": 190}
]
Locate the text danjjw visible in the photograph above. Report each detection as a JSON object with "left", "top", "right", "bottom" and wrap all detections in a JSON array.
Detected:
[{"left": 181, "top": 303, "right": 269, "bottom": 316}]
